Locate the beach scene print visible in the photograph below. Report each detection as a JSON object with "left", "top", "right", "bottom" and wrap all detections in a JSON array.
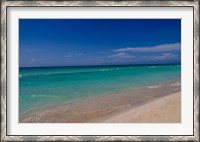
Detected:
[{"left": 19, "top": 19, "right": 181, "bottom": 123}]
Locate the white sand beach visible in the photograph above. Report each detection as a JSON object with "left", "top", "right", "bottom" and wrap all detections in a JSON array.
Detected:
[{"left": 99, "top": 92, "right": 181, "bottom": 123}]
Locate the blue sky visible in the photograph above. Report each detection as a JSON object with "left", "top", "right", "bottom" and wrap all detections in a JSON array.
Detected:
[{"left": 19, "top": 19, "right": 181, "bottom": 67}]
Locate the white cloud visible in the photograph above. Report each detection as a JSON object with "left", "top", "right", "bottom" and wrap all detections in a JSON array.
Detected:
[
  {"left": 114, "top": 43, "right": 181, "bottom": 53},
  {"left": 25, "top": 49, "right": 34, "bottom": 52},
  {"left": 99, "top": 51, "right": 107, "bottom": 54},
  {"left": 64, "top": 54, "right": 72, "bottom": 58},
  {"left": 77, "top": 53, "right": 83, "bottom": 56},
  {"left": 143, "top": 53, "right": 179, "bottom": 61},
  {"left": 95, "top": 56, "right": 103, "bottom": 59},
  {"left": 154, "top": 53, "right": 178, "bottom": 60},
  {"left": 108, "top": 52, "right": 134, "bottom": 59},
  {"left": 30, "top": 58, "right": 35, "bottom": 64}
]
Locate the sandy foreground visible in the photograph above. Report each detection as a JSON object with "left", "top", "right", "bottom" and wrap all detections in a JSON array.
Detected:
[
  {"left": 20, "top": 82, "right": 181, "bottom": 123},
  {"left": 98, "top": 92, "right": 181, "bottom": 123}
]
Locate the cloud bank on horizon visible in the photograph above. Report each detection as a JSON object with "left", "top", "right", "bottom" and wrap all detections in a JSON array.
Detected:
[
  {"left": 114, "top": 43, "right": 180, "bottom": 53},
  {"left": 106, "top": 42, "right": 180, "bottom": 64},
  {"left": 19, "top": 19, "right": 181, "bottom": 67}
]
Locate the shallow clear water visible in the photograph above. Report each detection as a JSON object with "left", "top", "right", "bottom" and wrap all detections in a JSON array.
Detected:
[{"left": 19, "top": 65, "right": 181, "bottom": 114}]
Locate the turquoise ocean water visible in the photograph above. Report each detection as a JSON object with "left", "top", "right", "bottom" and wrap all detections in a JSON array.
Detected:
[{"left": 19, "top": 65, "right": 181, "bottom": 115}]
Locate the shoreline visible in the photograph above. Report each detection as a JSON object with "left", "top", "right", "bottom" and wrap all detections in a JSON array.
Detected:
[{"left": 19, "top": 82, "right": 181, "bottom": 123}]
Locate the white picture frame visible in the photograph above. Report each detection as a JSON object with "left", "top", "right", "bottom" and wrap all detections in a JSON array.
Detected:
[{"left": 1, "top": 1, "right": 199, "bottom": 141}]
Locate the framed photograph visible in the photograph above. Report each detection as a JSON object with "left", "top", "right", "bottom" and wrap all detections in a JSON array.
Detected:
[{"left": 1, "top": 0, "right": 199, "bottom": 141}]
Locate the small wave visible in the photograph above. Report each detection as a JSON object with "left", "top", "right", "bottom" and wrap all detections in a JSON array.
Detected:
[
  {"left": 19, "top": 69, "right": 117, "bottom": 77},
  {"left": 147, "top": 85, "right": 161, "bottom": 89},
  {"left": 100, "top": 69, "right": 111, "bottom": 72},
  {"left": 19, "top": 67, "right": 129, "bottom": 78},
  {"left": 100, "top": 68, "right": 122, "bottom": 72},
  {"left": 149, "top": 66, "right": 156, "bottom": 68},
  {"left": 19, "top": 71, "right": 90, "bottom": 77},
  {"left": 31, "top": 94, "right": 58, "bottom": 98},
  {"left": 170, "top": 83, "right": 181, "bottom": 86}
]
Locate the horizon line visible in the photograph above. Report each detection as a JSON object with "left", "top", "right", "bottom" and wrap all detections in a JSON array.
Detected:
[{"left": 19, "top": 63, "right": 181, "bottom": 69}]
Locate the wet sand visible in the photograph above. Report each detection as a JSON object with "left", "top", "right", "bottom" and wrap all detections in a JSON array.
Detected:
[{"left": 19, "top": 82, "right": 181, "bottom": 123}]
